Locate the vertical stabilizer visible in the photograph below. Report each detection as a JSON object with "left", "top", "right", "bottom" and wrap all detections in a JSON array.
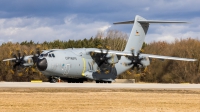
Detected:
[{"left": 124, "top": 15, "right": 149, "bottom": 54}]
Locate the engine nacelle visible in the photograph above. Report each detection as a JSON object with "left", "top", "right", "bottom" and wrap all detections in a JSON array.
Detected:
[
  {"left": 107, "top": 53, "right": 119, "bottom": 64},
  {"left": 141, "top": 56, "right": 150, "bottom": 67},
  {"left": 23, "top": 56, "right": 34, "bottom": 67}
]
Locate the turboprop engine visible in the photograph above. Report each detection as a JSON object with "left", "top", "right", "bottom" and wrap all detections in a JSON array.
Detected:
[
  {"left": 140, "top": 56, "right": 150, "bottom": 67},
  {"left": 125, "top": 49, "right": 150, "bottom": 70}
]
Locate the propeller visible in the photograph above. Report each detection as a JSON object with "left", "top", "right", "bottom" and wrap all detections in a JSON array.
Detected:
[
  {"left": 97, "top": 48, "right": 112, "bottom": 67},
  {"left": 125, "top": 49, "right": 145, "bottom": 70},
  {"left": 13, "top": 51, "right": 25, "bottom": 69},
  {"left": 32, "top": 48, "right": 40, "bottom": 64}
]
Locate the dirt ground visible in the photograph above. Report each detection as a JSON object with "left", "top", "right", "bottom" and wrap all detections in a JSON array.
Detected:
[{"left": 0, "top": 88, "right": 200, "bottom": 112}]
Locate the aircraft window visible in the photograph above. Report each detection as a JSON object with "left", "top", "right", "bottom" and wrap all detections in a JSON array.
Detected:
[
  {"left": 43, "top": 53, "right": 48, "bottom": 57},
  {"left": 49, "top": 54, "right": 52, "bottom": 57},
  {"left": 52, "top": 54, "right": 55, "bottom": 57}
]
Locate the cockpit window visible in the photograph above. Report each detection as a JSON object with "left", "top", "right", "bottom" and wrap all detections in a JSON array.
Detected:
[
  {"left": 40, "top": 53, "right": 48, "bottom": 58},
  {"left": 52, "top": 53, "right": 55, "bottom": 57},
  {"left": 43, "top": 53, "right": 48, "bottom": 57},
  {"left": 39, "top": 51, "right": 55, "bottom": 58}
]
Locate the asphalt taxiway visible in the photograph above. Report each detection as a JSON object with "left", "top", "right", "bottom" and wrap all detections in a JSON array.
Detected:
[{"left": 0, "top": 82, "right": 200, "bottom": 89}]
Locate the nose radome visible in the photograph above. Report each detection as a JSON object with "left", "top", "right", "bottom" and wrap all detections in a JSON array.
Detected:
[{"left": 37, "top": 58, "right": 47, "bottom": 71}]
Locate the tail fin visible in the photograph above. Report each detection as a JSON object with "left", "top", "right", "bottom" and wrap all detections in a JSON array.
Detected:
[{"left": 114, "top": 15, "right": 187, "bottom": 55}]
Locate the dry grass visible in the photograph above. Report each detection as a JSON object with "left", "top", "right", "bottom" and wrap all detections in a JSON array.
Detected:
[{"left": 0, "top": 88, "right": 200, "bottom": 112}]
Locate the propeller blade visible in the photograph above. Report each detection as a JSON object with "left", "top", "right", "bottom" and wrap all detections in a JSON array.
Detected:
[
  {"left": 131, "top": 49, "right": 134, "bottom": 56},
  {"left": 32, "top": 55, "right": 37, "bottom": 63},
  {"left": 36, "top": 48, "right": 40, "bottom": 56},
  {"left": 100, "top": 49, "right": 104, "bottom": 57},
  {"left": 128, "top": 62, "right": 133, "bottom": 66},
  {"left": 18, "top": 52, "right": 21, "bottom": 59},
  {"left": 13, "top": 54, "right": 17, "bottom": 60},
  {"left": 136, "top": 65, "right": 140, "bottom": 70},
  {"left": 13, "top": 64, "right": 17, "bottom": 69},
  {"left": 21, "top": 55, "right": 25, "bottom": 61},
  {"left": 106, "top": 56, "right": 112, "bottom": 60},
  {"left": 106, "top": 49, "right": 109, "bottom": 55},
  {"left": 131, "top": 66, "right": 135, "bottom": 70}
]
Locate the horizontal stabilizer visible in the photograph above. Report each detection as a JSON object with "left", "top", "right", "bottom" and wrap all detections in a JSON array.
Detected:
[
  {"left": 113, "top": 20, "right": 135, "bottom": 24},
  {"left": 113, "top": 20, "right": 187, "bottom": 24}
]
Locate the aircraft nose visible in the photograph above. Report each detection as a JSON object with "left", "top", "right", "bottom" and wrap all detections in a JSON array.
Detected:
[{"left": 37, "top": 58, "right": 47, "bottom": 71}]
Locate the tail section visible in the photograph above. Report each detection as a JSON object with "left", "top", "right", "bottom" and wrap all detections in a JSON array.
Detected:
[
  {"left": 114, "top": 15, "right": 187, "bottom": 55},
  {"left": 124, "top": 15, "right": 148, "bottom": 54}
]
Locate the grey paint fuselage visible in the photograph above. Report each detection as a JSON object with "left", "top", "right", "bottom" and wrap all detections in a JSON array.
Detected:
[{"left": 41, "top": 48, "right": 131, "bottom": 79}]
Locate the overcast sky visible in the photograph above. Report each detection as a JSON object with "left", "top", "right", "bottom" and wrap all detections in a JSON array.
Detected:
[{"left": 0, "top": 0, "right": 200, "bottom": 45}]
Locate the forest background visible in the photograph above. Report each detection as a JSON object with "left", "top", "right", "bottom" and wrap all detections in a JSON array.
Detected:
[{"left": 0, "top": 30, "right": 200, "bottom": 83}]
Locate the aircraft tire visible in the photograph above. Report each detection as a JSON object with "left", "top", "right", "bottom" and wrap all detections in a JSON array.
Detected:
[
  {"left": 96, "top": 80, "right": 112, "bottom": 83},
  {"left": 50, "top": 78, "right": 56, "bottom": 83}
]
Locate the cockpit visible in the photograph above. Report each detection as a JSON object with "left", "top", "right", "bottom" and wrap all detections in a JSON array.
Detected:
[
  {"left": 37, "top": 50, "right": 56, "bottom": 71},
  {"left": 39, "top": 51, "right": 56, "bottom": 58}
]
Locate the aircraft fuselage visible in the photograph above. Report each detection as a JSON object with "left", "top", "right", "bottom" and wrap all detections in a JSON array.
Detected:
[{"left": 37, "top": 48, "right": 123, "bottom": 81}]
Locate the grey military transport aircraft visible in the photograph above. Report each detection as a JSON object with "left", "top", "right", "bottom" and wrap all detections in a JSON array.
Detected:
[{"left": 3, "top": 15, "right": 197, "bottom": 83}]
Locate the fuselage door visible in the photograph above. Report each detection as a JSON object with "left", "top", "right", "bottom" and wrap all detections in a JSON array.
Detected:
[{"left": 63, "top": 64, "right": 70, "bottom": 76}]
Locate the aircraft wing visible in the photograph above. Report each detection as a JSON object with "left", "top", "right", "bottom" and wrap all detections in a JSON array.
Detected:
[
  {"left": 2, "top": 55, "right": 34, "bottom": 62},
  {"left": 93, "top": 49, "right": 197, "bottom": 61},
  {"left": 140, "top": 54, "right": 197, "bottom": 61}
]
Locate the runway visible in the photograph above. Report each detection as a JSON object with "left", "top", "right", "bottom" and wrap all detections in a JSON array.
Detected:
[{"left": 0, "top": 82, "right": 200, "bottom": 89}]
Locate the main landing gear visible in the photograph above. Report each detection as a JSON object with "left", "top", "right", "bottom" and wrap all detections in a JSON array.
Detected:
[
  {"left": 95, "top": 80, "right": 112, "bottom": 83},
  {"left": 49, "top": 76, "right": 60, "bottom": 83},
  {"left": 67, "top": 79, "right": 84, "bottom": 83},
  {"left": 49, "top": 77, "right": 85, "bottom": 83}
]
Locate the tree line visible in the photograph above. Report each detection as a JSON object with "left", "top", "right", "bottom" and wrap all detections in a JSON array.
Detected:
[{"left": 0, "top": 30, "right": 200, "bottom": 83}]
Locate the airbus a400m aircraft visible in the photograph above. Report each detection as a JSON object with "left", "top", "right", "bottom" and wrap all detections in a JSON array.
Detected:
[{"left": 3, "top": 15, "right": 197, "bottom": 83}]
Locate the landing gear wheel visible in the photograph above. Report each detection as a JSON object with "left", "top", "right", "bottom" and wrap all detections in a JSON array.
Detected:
[
  {"left": 96, "top": 80, "right": 112, "bottom": 83},
  {"left": 50, "top": 78, "right": 57, "bottom": 83}
]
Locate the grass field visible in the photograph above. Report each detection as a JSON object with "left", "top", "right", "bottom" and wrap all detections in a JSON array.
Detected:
[{"left": 0, "top": 88, "right": 200, "bottom": 112}]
